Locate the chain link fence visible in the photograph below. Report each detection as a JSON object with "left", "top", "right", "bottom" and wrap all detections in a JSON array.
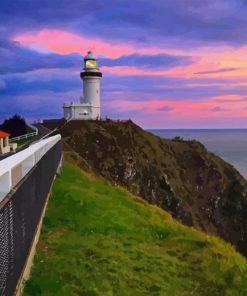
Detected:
[{"left": 0, "top": 141, "right": 61, "bottom": 296}]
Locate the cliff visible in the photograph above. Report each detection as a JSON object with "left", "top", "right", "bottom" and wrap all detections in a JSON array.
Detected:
[{"left": 44, "top": 119, "right": 247, "bottom": 256}]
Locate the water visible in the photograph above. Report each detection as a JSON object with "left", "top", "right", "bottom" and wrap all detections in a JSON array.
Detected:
[{"left": 148, "top": 129, "right": 247, "bottom": 180}]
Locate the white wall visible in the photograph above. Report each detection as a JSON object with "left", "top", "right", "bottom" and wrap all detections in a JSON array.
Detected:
[
  {"left": 63, "top": 105, "right": 100, "bottom": 120},
  {"left": 82, "top": 77, "right": 101, "bottom": 107},
  {"left": 0, "top": 135, "right": 61, "bottom": 201}
]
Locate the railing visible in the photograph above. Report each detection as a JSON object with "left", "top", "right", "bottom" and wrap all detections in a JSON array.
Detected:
[
  {"left": 9, "top": 132, "right": 37, "bottom": 143},
  {"left": 0, "top": 135, "right": 61, "bottom": 201},
  {"left": 9, "top": 124, "right": 38, "bottom": 143},
  {"left": 0, "top": 135, "right": 62, "bottom": 296},
  {"left": 26, "top": 123, "right": 38, "bottom": 136}
]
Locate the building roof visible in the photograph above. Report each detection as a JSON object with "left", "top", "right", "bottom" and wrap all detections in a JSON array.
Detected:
[{"left": 0, "top": 130, "right": 10, "bottom": 138}]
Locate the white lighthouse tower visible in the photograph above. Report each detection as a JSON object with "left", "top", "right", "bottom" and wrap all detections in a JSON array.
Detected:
[{"left": 63, "top": 51, "right": 102, "bottom": 120}]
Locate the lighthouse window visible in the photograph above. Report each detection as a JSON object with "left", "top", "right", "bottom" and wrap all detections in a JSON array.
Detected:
[
  {"left": 96, "top": 89, "right": 99, "bottom": 94},
  {"left": 85, "top": 60, "right": 97, "bottom": 69},
  {"left": 80, "top": 110, "right": 88, "bottom": 116}
]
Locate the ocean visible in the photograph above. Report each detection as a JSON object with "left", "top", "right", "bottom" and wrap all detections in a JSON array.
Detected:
[{"left": 148, "top": 129, "right": 247, "bottom": 180}]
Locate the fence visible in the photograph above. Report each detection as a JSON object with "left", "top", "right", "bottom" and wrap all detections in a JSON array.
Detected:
[
  {"left": 26, "top": 124, "right": 38, "bottom": 136},
  {"left": 9, "top": 123, "right": 38, "bottom": 143},
  {"left": 0, "top": 135, "right": 61, "bottom": 296},
  {"left": 9, "top": 132, "right": 37, "bottom": 143}
]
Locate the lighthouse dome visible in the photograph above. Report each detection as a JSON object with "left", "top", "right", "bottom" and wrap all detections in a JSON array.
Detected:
[
  {"left": 84, "top": 51, "right": 95, "bottom": 60},
  {"left": 84, "top": 51, "right": 98, "bottom": 69}
]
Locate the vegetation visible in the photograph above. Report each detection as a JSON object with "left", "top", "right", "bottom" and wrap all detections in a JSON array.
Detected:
[
  {"left": 14, "top": 135, "right": 36, "bottom": 146},
  {"left": 23, "top": 163, "right": 247, "bottom": 296},
  {"left": 0, "top": 114, "right": 27, "bottom": 137},
  {"left": 55, "top": 119, "right": 247, "bottom": 257}
]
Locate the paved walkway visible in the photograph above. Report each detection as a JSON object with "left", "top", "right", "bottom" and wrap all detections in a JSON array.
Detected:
[{"left": 0, "top": 124, "right": 52, "bottom": 161}]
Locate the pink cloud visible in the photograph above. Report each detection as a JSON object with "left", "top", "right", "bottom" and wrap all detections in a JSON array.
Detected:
[
  {"left": 14, "top": 30, "right": 137, "bottom": 58},
  {"left": 14, "top": 29, "right": 247, "bottom": 82},
  {"left": 105, "top": 96, "right": 247, "bottom": 126},
  {"left": 14, "top": 29, "right": 194, "bottom": 76},
  {"left": 130, "top": 105, "right": 247, "bottom": 128}
]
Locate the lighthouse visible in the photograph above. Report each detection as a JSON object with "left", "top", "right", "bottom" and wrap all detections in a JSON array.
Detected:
[{"left": 63, "top": 51, "right": 102, "bottom": 120}]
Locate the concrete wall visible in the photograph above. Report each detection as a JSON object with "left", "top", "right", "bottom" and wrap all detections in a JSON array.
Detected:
[{"left": 0, "top": 135, "right": 61, "bottom": 201}]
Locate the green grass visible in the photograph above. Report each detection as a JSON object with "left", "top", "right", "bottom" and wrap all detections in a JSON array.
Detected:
[
  {"left": 14, "top": 135, "right": 35, "bottom": 146},
  {"left": 23, "top": 164, "right": 247, "bottom": 296}
]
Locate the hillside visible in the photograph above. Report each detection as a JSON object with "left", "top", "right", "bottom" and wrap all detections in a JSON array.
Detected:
[
  {"left": 43, "top": 119, "right": 247, "bottom": 257},
  {"left": 23, "top": 163, "right": 247, "bottom": 295}
]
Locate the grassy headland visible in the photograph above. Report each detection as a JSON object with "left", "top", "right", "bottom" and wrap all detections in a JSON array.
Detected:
[
  {"left": 23, "top": 163, "right": 247, "bottom": 295},
  {"left": 54, "top": 119, "right": 247, "bottom": 257}
]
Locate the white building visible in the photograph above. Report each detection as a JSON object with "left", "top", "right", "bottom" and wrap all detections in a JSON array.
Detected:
[
  {"left": 0, "top": 131, "right": 10, "bottom": 154},
  {"left": 63, "top": 51, "right": 102, "bottom": 120}
]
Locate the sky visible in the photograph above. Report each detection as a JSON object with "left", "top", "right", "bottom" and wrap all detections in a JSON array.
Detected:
[{"left": 1, "top": 0, "right": 247, "bottom": 128}]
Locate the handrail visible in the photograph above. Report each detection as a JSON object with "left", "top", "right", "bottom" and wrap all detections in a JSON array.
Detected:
[
  {"left": 9, "top": 132, "right": 37, "bottom": 142},
  {"left": 9, "top": 123, "right": 38, "bottom": 142},
  {"left": 26, "top": 123, "right": 38, "bottom": 135},
  {"left": 0, "top": 134, "right": 61, "bottom": 202}
]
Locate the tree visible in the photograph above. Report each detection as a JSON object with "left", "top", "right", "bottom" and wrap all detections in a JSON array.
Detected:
[{"left": 0, "top": 114, "right": 27, "bottom": 137}]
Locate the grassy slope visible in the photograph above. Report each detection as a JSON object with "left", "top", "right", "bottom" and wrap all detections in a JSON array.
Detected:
[
  {"left": 15, "top": 136, "right": 35, "bottom": 146},
  {"left": 23, "top": 164, "right": 247, "bottom": 296}
]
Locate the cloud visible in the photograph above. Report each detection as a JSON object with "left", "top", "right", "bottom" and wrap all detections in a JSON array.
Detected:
[
  {"left": 210, "top": 106, "right": 222, "bottom": 112},
  {"left": 102, "top": 97, "right": 247, "bottom": 128},
  {"left": 156, "top": 106, "right": 173, "bottom": 112},
  {"left": 194, "top": 67, "right": 239, "bottom": 75},
  {"left": 3, "top": 68, "right": 246, "bottom": 109},
  {"left": 1, "top": 0, "right": 247, "bottom": 127},
  {"left": 2, "top": 0, "right": 247, "bottom": 47},
  {"left": 100, "top": 53, "right": 192, "bottom": 69},
  {"left": 0, "top": 69, "right": 81, "bottom": 97},
  {"left": 213, "top": 96, "right": 247, "bottom": 103},
  {"left": 0, "top": 88, "right": 80, "bottom": 120},
  {"left": 14, "top": 30, "right": 136, "bottom": 58},
  {"left": 0, "top": 0, "right": 105, "bottom": 37},
  {"left": 103, "top": 74, "right": 247, "bottom": 101},
  {"left": 0, "top": 79, "right": 6, "bottom": 90},
  {"left": 14, "top": 30, "right": 193, "bottom": 69},
  {"left": 0, "top": 39, "right": 81, "bottom": 74}
]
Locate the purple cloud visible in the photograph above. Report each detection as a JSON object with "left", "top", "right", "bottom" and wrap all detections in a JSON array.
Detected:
[
  {"left": 0, "top": 40, "right": 81, "bottom": 74},
  {"left": 211, "top": 106, "right": 222, "bottom": 112},
  {"left": 213, "top": 97, "right": 247, "bottom": 103},
  {"left": 156, "top": 106, "right": 173, "bottom": 112},
  {"left": 100, "top": 53, "right": 192, "bottom": 69},
  {"left": 1, "top": 0, "right": 247, "bottom": 46},
  {"left": 0, "top": 39, "right": 192, "bottom": 75}
]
